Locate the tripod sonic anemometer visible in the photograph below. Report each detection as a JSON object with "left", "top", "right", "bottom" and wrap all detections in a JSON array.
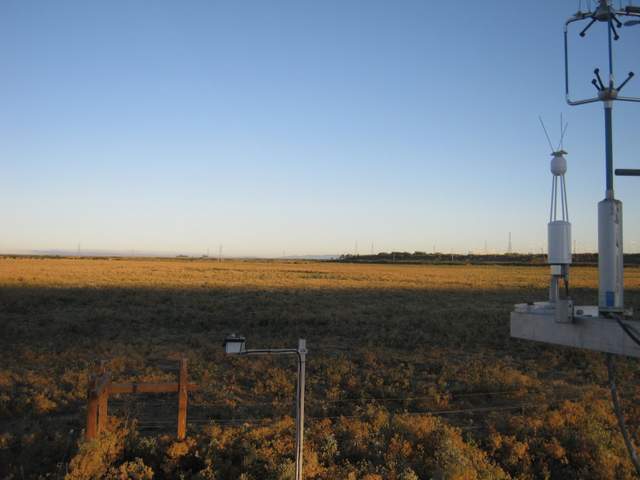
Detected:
[{"left": 512, "top": 0, "right": 640, "bottom": 357}]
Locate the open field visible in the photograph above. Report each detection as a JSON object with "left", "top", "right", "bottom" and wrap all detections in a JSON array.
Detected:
[{"left": 2, "top": 257, "right": 640, "bottom": 479}]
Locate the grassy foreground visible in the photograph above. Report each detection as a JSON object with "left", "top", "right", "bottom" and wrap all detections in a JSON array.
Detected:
[{"left": 1, "top": 257, "right": 640, "bottom": 479}]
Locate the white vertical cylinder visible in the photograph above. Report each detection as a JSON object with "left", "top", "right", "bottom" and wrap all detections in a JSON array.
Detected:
[
  {"left": 598, "top": 198, "right": 624, "bottom": 312},
  {"left": 548, "top": 221, "right": 572, "bottom": 265}
]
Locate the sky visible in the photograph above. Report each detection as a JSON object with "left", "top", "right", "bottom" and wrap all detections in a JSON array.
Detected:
[{"left": 1, "top": 0, "right": 639, "bottom": 257}]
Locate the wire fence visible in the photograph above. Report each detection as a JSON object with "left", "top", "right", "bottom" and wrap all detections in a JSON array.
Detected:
[
  {"left": 6, "top": 357, "right": 633, "bottom": 441},
  {"left": 123, "top": 388, "right": 585, "bottom": 433},
  {"left": 127, "top": 394, "right": 584, "bottom": 433},
  {"left": 105, "top": 384, "right": 579, "bottom": 412}
]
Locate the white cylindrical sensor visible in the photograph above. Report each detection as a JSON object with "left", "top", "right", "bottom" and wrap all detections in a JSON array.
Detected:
[
  {"left": 548, "top": 220, "right": 572, "bottom": 265},
  {"left": 598, "top": 198, "right": 624, "bottom": 312}
]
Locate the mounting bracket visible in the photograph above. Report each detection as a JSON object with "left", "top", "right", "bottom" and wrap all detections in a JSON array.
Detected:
[{"left": 511, "top": 303, "right": 640, "bottom": 358}]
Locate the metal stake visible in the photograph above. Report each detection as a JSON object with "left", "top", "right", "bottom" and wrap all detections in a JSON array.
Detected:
[{"left": 295, "top": 339, "right": 306, "bottom": 480}]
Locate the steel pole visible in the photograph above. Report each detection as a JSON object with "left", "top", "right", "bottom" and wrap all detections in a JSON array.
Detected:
[
  {"left": 295, "top": 339, "right": 306, "bottom": 480},
  {"left": 599, "top": 100, "right": 625, "bottom": 312},
  {"left": 605, "top": 102, "right": 614, "bottom": 198}
]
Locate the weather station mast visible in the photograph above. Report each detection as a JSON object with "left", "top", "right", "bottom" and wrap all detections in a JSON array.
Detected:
[
  {"left": 510, "top": 0, "right": 640, "bottom": 468},
  {"left": 511, "top": 0, "right": 640, "bottom": 354},
  {"left": 565, "top": 1, "right": 640, "bottom": 315},
  {"left": 540, "top": 116, "right": 571, "bottom": 308},
  {"left": 510, "top": 0, "right": 640, "bottom": 471}
]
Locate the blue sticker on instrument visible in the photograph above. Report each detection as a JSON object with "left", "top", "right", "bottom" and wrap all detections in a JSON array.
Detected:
[{"left": 606, "top": 291, "right": 615, "bottom": 307}]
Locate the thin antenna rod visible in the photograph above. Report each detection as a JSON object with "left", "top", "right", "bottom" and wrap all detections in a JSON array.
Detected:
[
  {"left": 539, "top": 116, "right": 555, "bottom": 152},
  {"left": 559, "top": 113, "right": 563, "bottom": 150},
  {"left": 558, "top": 114, "right": 569, "bottom": 150},
  {"left": 559, "top": 121, "right": 569, "bottom": 150}
]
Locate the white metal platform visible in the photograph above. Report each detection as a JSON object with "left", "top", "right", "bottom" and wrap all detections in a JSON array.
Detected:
[{"left": 510, "top": 302, "right": 640, "bottom": 358}]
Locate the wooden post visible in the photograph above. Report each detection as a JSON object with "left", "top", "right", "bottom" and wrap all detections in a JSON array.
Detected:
[
  {"left": 177, "top": 358, "right": 188, "bottom": 440},
  {"left": 97, "top": 374, "right": 110, "bottom": 434},
  {"left": 86, "top": 357, "right": 196, "bottom": 441},
  {"left": 86, "top": 374, "right": 98, "bottom": 440},
  {"left": 96, "top": 360, "right": 108, "bottom": 435}
]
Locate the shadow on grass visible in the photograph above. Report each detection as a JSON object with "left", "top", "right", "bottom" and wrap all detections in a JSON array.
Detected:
[
  {"left": 0, "top": 284, "right": 582, "bottom": 349},
  {"left": 3, "top": 284, "right": 638, "bottom": 354}
]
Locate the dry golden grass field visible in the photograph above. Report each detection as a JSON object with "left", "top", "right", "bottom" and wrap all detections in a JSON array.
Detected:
[{"left": 2, "top": 257, "right": 640, "bottom": 479}]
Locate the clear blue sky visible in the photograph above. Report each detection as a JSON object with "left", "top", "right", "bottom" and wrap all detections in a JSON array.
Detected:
[{"left": 1, "top": 1, "right": 639, "bottom": 257}]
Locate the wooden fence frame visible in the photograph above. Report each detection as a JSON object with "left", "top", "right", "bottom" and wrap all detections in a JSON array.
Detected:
[{"left": 86, "top": 358, "right": 197, "bottom": 440}]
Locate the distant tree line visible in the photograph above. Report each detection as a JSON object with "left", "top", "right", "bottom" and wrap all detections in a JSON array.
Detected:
[{"left": 339, "top": 251, "right": 640, "bottom": 266}]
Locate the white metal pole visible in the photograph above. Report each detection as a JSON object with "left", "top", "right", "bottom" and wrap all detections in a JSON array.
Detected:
[{"left": 295, "top": 339, "right": 306, "bottom": 480}]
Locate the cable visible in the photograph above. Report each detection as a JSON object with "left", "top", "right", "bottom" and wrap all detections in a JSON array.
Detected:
[
  {"left": 606, "top": 353, "right": 640, "bottom": 476},
  {"left": 616, "top": 317, "right": 640, "bottom": 347}
]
